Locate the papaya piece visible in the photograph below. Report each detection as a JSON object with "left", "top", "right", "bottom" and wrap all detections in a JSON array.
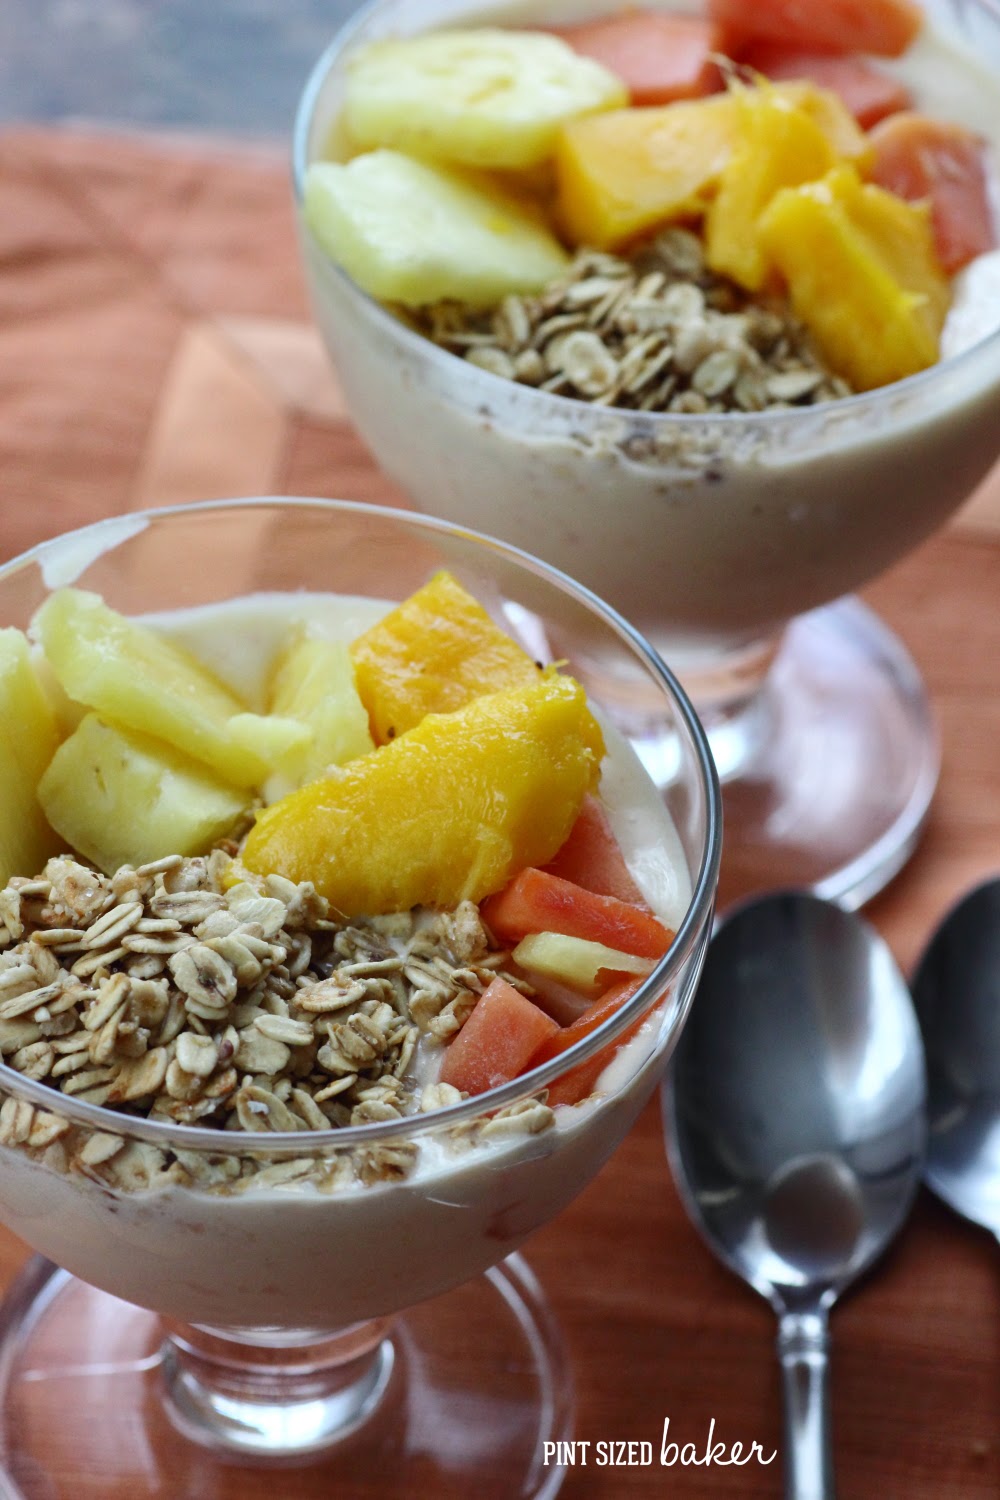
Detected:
[{"left": 870, "top": 113, "right": 997, "bottom": 273}]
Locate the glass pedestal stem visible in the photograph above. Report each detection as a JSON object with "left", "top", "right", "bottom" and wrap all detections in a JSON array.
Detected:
[
  {"left": 672, "top": 599, "right": 939, "bottom": 909},
  {"left": 159, "top": 1316, "right": 396, "bottom": 1459}
]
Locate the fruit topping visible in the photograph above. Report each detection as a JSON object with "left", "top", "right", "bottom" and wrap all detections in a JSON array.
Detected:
[
  {"left": 242, "top": 676, "right": 605, "bottom": 917},
  {"left": 869, "top": 113, "right": 998, "bottom": 273},
  {"left": 528, "top": 976, "right": 649, "bottom": 1106},
  {"left": 737, "top": 42, "right": 912, "bottom": 129},
  {"left": 547, "top": 10, "right": 724, "bottom": 106},
  {"left": 708, "top": 0, "right": 924, "bottom": 60},
  {"left": 512, "top": 931, "right": 655, "bottom": 996},
  {"left": 305, "top": 150, "right": 569, "bottom": 308},
  {"left": 344, "top": 29, "right": 627, "bottom": 170},
  {"left": 542, "top": 792, "right": 645, "bottom": 905},
  {"left": 0, "top": 629, "right": 61, "bottom": 885},
  {"left": 266, "top": 631, "right": 374, "bottom": 799},
  {"left": 350, "top": 569, "right": 542, "bottom": 745},
  {"left": 758, "top": 162, "right": 950, "bottom": 388},
  {"left": 34, "top": 589, "right": 286, "bottom": 789},
  {"left": 439, "top": 976, "right": 560, "bottom": 1094},
  {"left": 555, "top": 94, "right": 740, "bottom": 250},
  {"left": 38, "top": 714, "right": 249, "bottom": 875},
  {"left": 482, "top": 867, "right": 673, "bottom": 958},
  {"left": 704, "top": 85, "right": 837, "bottom": 291}
]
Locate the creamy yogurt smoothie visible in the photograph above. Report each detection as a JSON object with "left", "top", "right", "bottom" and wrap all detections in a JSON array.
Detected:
[
  {"left": 0, "top": 584, "right": 693, "bottom": 1330},
  {"left": 296, "top": 0, "right": 1000, "bottom": 661}
]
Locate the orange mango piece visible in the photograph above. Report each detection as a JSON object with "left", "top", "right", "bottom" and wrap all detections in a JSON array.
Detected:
[
  {"left": 555, "top": 94, "right": 740, "bottom": 250},
  {"left": 350, "top": 569, "right": 541, "bottom": 745},
  {"left": 772, "top": 82, "right": 873, "bottom": 168},
  {"left": 242, "top": 675, "right": 604, "bottom": 917},
  {"left": 758, "top": 164, "right": 950, "bottom": 390},
  {"left": 705, "top": 86, "right": 837, "bottom": 290}
]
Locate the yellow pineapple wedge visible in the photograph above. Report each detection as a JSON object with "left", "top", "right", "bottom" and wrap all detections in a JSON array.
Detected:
[
  {"left": 38, "top": 714, "right": 249, "bottom": 876},
  {"left": 33, "top": 589, "right": 288, "bottom": 789},
  {"left": 242, "top": 675, "right": 605, "bottom": 916},
  {"left": 344, "top": 29, "right": 626, "bottom": 171},
  {"left": 351, "top": 570, "right": 542, "bottom": 745},
  {"left": 265, "top": 632, "right": 374, "bottom": 800},
  {"left": 513, "top": 932, "right": 655, "bottom": 997},
  {"left": 0, "top": 628, "right": 62, "bottom": 883},
  {"left": 305, "top": 151, "right": 569, "bottom": 309}
]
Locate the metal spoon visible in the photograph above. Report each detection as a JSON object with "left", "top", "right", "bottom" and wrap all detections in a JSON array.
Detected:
[
  {"left": 662, "top": 892, "right": 926, "bottom": 1500},
  {"left": 911, "top": 877, "right": 1000, "bottom": 1241}
]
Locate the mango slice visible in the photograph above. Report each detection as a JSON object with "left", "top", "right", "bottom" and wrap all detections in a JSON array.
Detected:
[
  {"left": 758, "top": 164, "right": 950, "bottom": 390},
  {"left": 774, "top": 82, "right": 874, "bottom": 168},
  {"left": 0, "top": 629, "right": 62, "bottom": 883},
  {"left": 705, "top": 88, "right": 837, "bottom": 290},
  {"left": 39, "top": 714, "right": 249, "bottom": 877},
  {"left": 242, "top": 676, "right": 605, "bottom": 917},
  {"left": 555, "top": 94, "right": 740, "bottom": 249},
  {"left": 344, "top": 29, "right": 627, "bottom": 171},
  {"left": 350, "top": 570, "right": 542, "bottom": 745},
  {"left": 305, "top": 151, "right": 569, "bottom": 309}
]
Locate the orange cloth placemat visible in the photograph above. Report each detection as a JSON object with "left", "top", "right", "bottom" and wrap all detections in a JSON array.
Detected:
[{"left": 1, "top": 126, "right": 999, "bottom": 1498}]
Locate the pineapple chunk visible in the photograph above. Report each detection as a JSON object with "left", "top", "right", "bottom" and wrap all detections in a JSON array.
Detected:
[
  {"left": 242, "top": 675, "right": 605, "bottom": 917},
  {"left": 351, "top": 570, "right": 541, "bottom": 745},
  {"left": 758, "top": 164, "right": 950, "bottom": 389},
  {"left": 304, "top": 151, "right": 568, "bottom": 309},
  {"left": 0, "top": 629, "right": 62, "bottom": 883},
  {"left": 228, "top": 713, "right": 312, "bottom": 770},
  {"left": 33, "top": 589, "right": 278, "bottom": 788},
  {"left": 264, "top": 633, "right": 374, "bottom": 799},
  {"left": 513, "top": 931, "right": 654, "bottom": 997},
  {"left": 344, "top": 29, "right": 626, "bottom": 171},
  {"left": 555, "top": 95, "right": 740, "bottom": 249},
  {"left": 38, "top": 714, "right": 249, "bottom": 876}
]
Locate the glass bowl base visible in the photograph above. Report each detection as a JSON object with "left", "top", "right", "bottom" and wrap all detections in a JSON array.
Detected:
[
  {"left": 0, "top": 1255, "right": 572, "bottom": 1500},
  {"left": 711, "top": 598, "right": 939, "bottom": 910}
]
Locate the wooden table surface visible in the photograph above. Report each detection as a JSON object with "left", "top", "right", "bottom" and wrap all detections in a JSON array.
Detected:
[{"left": 1, "top": 127, "right": 999, "bottom": 1498}]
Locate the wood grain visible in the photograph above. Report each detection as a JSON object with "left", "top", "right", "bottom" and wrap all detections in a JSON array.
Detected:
[{"left": 0, "top": 127, "right": 998, "bottom": 1497}]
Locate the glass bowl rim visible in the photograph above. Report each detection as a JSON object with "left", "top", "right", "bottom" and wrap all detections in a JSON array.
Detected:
[
  {"left": 290, "top": 0, "right": 1000, "bottom": 434},
  {"left": 0, "top": 495, "right": 722, "bottom": 1154}
]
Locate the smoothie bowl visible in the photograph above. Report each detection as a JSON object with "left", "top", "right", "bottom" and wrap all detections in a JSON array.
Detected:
[
  {"left": 292, "top": 0, "right": 1000, "bottom": 905},
  {"left": 0, "top": 499, "right": 719, "bottom": 1496}
]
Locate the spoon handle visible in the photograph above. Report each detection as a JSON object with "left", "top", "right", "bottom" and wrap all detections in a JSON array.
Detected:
[{"left": 777, "top": 1308, "right": 835, "bottom": 1500}]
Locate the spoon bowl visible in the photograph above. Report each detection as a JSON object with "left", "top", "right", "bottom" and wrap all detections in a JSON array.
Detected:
[
  {"left": 911, "top": 877, "right": 1000, "bottom": 1242},
  {"left": 663, "top": 892, "right": 926, "bottom": 1498}
]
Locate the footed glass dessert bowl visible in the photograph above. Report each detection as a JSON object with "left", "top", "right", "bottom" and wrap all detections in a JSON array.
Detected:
[
  {"left": 0, "top": 498, "right": 720, "bottom": 1499},
  {"left": 292, "top": 0, "right": 1000, "bottom": 908}
]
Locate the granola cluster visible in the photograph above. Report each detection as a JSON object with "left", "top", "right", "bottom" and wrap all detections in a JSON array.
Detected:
[
  {"left": 0, "top": 851, "right": 554, "bottom": 1190},
  {"left": 411, "top": 227, "right": 852, "bottom": 414}
]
